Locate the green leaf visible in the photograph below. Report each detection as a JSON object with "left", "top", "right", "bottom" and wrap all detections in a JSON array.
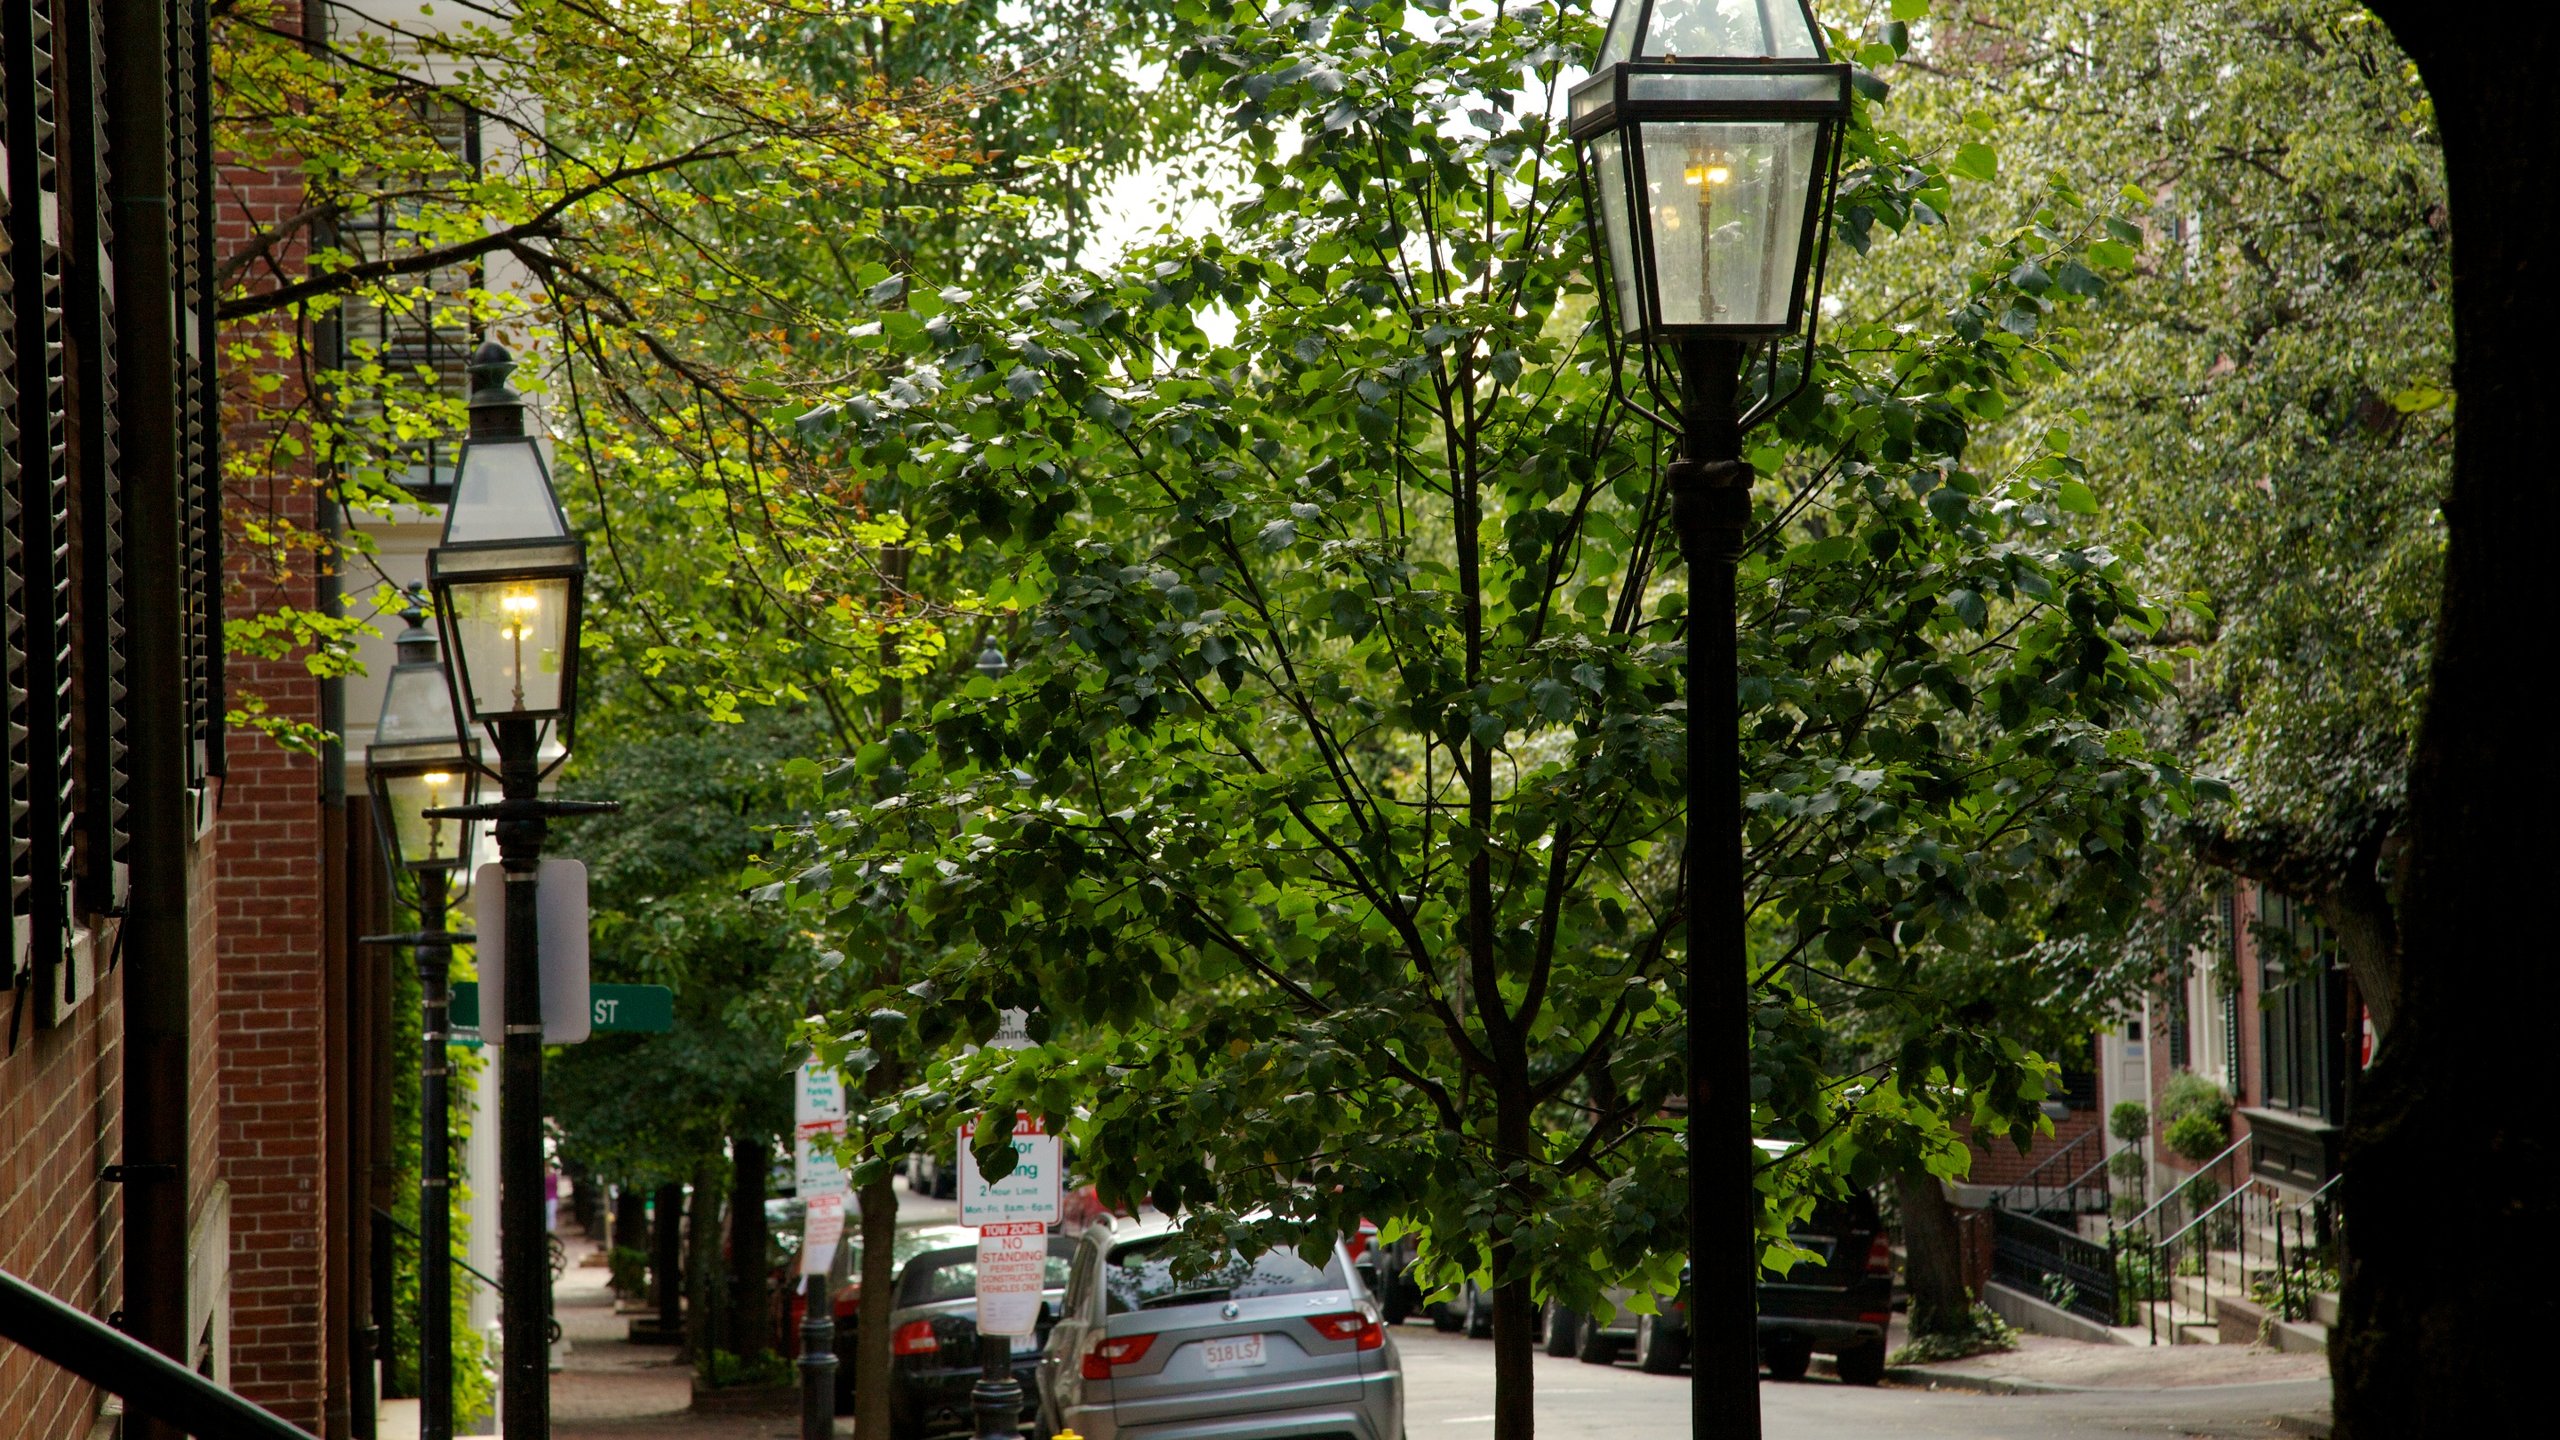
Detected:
[
  {"left": 1890, "top": 0, "right": 1930, "bottom": 19},
  {"left": 1950, "top": 142, "right": 1998, "bottom": 183}
]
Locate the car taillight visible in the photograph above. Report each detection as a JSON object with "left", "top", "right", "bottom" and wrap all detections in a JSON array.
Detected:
[
  {"left": 832, "top": 1282, "right": 861, "bottom": 1319},
  {"left": 1080, "top": 1332, "right": 1156, "bottom": 1379},
  {"left": 1866, "top": 1233, "right": 1893, "bottom": 1278},
  {"left": 891, "top": 1320, "right": 940, "bottom": 1356},
  {"left": 1308, "top": 1313, "right": 1385, "bottom": 1351}
]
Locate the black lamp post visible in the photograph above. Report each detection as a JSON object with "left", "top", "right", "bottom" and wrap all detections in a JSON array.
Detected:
[
  {"left": 423, "top": 341, "right": 614, "bottom": 1440},
  {"left": 364, "top": 602, "right": 480, "bottom": 1440},
  {"left": 1568, "top": 5, "right": 1848, "bottom": 1438}
]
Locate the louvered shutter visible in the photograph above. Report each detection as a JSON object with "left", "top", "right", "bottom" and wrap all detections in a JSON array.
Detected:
[
  {"left": 4, "top": 44, "right": 26, "bottom": 993},
  {"left": 169, "top": 0, "right": 219, "bottom": 790},
  {"left": 8, "top": 0, "right": 82, "bottom": 998},
  {"left": 61, "top": 0, "right": 127, "bottom": 913}
]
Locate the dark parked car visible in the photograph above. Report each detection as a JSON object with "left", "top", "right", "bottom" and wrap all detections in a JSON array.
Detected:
[
  {"left": 884, "top": 1236, "right": 1076, "bottom": 1439},
  {"left": 774, "top": 1220, "right": 979, "bottom": 1409},
  {"left": 1575, "top": 1190, "right": 1894, "bottom": 1385},
  {"left": 1758, "top": 1190, "right": 1893, "bottom": 1384}
]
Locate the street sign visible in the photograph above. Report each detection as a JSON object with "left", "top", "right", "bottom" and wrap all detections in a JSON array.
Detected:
[
  {"left": 448, "top": 982, "right": 673, "bottom": 1045},
  {"left": 958, "top": 1112, "right": 1061, "bottom": 1226},
  {"left": 975, "top": 1221, "right": 1047, "bottom": 1336},
  {"left": 473, "top": 858, "right": 592, "bottom": 1043},
  {"left": 796, "top": 1058, "right": 851, "bottom": 1277}
]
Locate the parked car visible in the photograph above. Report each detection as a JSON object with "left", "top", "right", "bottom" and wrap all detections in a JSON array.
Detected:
[
  {"left": 1575, "top": 1190, "right": 1893, "bottom": 1385},
  {"left": 908, "top": 1148, "right": 959, "bottom": 1200},
  {"left": 774, "top": 1220, "right": 979, "bottom": 1408},
  {"left": 885, "top": 1236, "right": 1077, "bottom": 1439},
  {"left": 1034, "top": 1215, "right": 1403, "bottom": 1440},
  {"left": 1757, "top": 1190, "right": 1893, "bottom": 1385}
]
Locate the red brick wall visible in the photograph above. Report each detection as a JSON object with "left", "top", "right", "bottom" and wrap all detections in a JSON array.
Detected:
[
  {"left": 1960, "top": 1103, "right": 2102, "bottom": 1189},
  {"left": 214, "top": 462, "right": 340, "bottom": 1431},
  {"left": 0, "top": 951, "right": 124, "bottom": 1436},
  {"left": 213, "top": 81, "right": 347, "bottom": 1425}
]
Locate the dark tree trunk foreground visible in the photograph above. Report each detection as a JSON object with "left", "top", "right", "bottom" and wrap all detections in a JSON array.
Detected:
[
  {"left": 729, "top": 1133, "right": 772, "bottom": 1362},
  {"left": 853, "top": 1169, "right": 899, "bottom": 1440},
  {"left": 2330, "top": 7, "right": 2557, "bottom": 1431},
  {"left": 684, "top": 1154, "right": 726, "bottom": 1361},
  {"left": 1893, "top": 1171, "right": 1969, "bottom": 1339}
]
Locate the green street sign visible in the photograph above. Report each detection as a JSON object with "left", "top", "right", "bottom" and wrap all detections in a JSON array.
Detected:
[{"left": 448, "top": 982, "right": 673, "bottom": 1044}]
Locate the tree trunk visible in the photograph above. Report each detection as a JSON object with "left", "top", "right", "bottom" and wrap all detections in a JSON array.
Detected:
[
  {"left": 852, "top": 1169, "right": 899, "bottom": 1440},
  {"left": 2326, "top": 8, "right": 2560, "bottom": 1433},
  {"left": 1487, "top": 1084, "right": 1536, "bottom": 1440},
  {"left": 652, "top": 1181, "right": 684, "bottom": 1332},
  {"left": 613, "top": 1185, "right": 648, "bottom": 1257},
  {"left": 684, "top": 1154, "right": 727, "bottom": 1364},
  {"left": 2311, "top": 836, "right": 2401, "bottom": 1043},
  {"left": 1892, "top": 1171, "right": 1969, "bottom": 1338},
  {"left": 729, "top": 1133, "right": 772, "bottom": 1362}
]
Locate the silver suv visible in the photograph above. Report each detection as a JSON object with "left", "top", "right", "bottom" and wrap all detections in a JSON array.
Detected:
[{"left": 1035, "top": 1215, "right": 1404, "bottom": 1440}]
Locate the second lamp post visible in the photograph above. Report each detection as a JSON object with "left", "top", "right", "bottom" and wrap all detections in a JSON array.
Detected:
[
  {"left": 366, "top": 603, "right": 480, "bottom": 1440},
  {"left": 424, "top": 341, "right": 613, "bottom": 1439},
  {"left": 1569, "top": 2, "right": 1849, "bottom": 1437}
]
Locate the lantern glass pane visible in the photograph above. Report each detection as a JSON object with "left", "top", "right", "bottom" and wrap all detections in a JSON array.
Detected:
[
  {"left": 381, "top": 767, "right": 474, "bottom": 870},
  {"left": 1638, "top": 119, "right": 1820, "bottom": 330},
  {"left": 1614, "top": 0, "right": 1823, "bottom": 62},
  {"left": 444, "top": 438, "right": 567, "bottom": 546},
  {"left": 375, "top": 655, "right": 462, "bottom": 749},
  {"left": 447, "top": 575, "right": 574, "bottom": 719},
  {"left": 1598, "top": 0, "right": 1646, "bottom": 66},
  {"left": 1587, "top": 133, "right": 1645, "bottom": 337}
]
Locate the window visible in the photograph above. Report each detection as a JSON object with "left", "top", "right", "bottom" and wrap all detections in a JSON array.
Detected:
[
  {"left": 1103, "top": 1236, "right": 1344, "bottom": 1314},
  {"left": 5, "top": 0, "right": 220, "bottom": 1037},
  {"left": 329, "top": 96, "right": 479, "bottom": 502},
  {"left": 2255, "top": 890, "right": 2349, "bottom": 1122}
]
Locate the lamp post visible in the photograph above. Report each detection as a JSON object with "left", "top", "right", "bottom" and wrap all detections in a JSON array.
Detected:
[
  {"left": 423, "top": 341, "right": 614, "bottom": 1440},
  {"left": 364, "top": 602, "right": 480, "bottom": 1440},
  {"left": 1568, "top": 5, "right": 1848, "bottom": 1438}
]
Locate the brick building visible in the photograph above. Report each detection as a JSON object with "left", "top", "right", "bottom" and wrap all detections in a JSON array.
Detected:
[
  {"left": 2100, "top": 878, "right": 2365, "bottom": 1197},
  {"left": 2, "top": 0, "right": 236, "bottom": 1436}
]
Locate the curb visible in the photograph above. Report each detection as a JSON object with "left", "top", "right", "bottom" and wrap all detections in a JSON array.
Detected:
[
  {"left": 2276, "top": 1413, "right": 2334, "bottom": 1439},
  {"left": 1881, "top": 1364, "right": 2083, "bottom": 1394},
  {"left": 1806, "top": 1354, "right": 2087, "bottom": 1393}
]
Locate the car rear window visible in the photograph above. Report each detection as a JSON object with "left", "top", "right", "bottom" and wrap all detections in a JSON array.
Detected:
[
  {"left": 898, "top": 1247, "right": 1074, "bottom": 1305},
  {"left": 1102, "top": 1236, "right": 1344, "bottom": 1313}
]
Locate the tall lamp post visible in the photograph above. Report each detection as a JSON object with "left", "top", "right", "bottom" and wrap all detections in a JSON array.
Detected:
[
  {"left": 364, "top": 603, "right": 480, "bottom": 1440},
  {"left": 1568, "top": 4, "right": 1848, "bottom": 1437},
  {"left": 424, "top": 341, "right": 614, "bottom": 1440}
]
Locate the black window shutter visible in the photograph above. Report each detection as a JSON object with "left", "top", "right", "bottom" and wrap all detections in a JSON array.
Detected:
[
  {"left": 7, "top": 0, "right": 81, "bottom": 996},
  {"left": 61, "top": 0, "right": 126, "bottom": 915}
]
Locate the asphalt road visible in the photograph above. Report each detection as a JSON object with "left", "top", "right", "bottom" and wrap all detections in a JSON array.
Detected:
[{"left": 1394, "top": 1325, "right": 2332, "bottom": 1440}]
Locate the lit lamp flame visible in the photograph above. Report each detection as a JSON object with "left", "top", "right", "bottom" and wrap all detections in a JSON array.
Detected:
[
  {"left": 500, "top": 589, "right": 539, "bottom": 709},
  {"left": 421, "top": 771, "right": 455, "bottom": 859}
]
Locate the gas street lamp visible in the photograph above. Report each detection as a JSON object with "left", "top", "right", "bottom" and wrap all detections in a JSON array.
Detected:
[
  {"left": 424, "top": 341, "right": 613, "bottom": 1440},
  {"left": 364, "top": 602, "right": 479, "bottom": 1440},
  {"left": 1568, "top": 5, "right": 1849, "bottom": 1439}
]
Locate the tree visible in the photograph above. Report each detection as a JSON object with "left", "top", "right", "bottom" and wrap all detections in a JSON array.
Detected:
[
  {"left": 2313, "top": 4, "right": 2558, "bottom": 1432},
  {"left": 1854, "top": 0, "right": 2447, "bottom": 1347},
  {"left": 769, "top": 5, "right": 2194, "bottom": 1434},
  {"left": 1888, "top": 0, "right": 2447, "bottom": 1040}
]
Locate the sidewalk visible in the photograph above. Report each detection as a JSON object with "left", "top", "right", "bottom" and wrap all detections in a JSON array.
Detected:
[
  {"left": 1881, "top": 1329, "right": 2329, "bottom": 1390},
  {"left": 551, "top": 1222, "right": 696, "bottom": 1426}
]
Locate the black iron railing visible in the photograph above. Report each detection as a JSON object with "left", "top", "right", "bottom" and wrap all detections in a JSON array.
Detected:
[
  {"left": 1, "top": 1267, "right": 313, "bottom": 1440},
  {"left": 1987, "top": 1206, "right": 2119, "bottom": 1326}
]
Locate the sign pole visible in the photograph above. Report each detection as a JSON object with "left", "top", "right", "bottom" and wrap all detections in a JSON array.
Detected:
[
  {"left": 961, "top": 1109, "right": 1060, "bottom": 1440},
  {"left": 796, "top": 1060, "right": 850, "bottom": 1440}
]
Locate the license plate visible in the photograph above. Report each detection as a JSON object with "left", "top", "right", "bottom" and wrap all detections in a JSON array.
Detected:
[{"left": 1199, "top": 1334, "right": 1266, "bottom": 1371}]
